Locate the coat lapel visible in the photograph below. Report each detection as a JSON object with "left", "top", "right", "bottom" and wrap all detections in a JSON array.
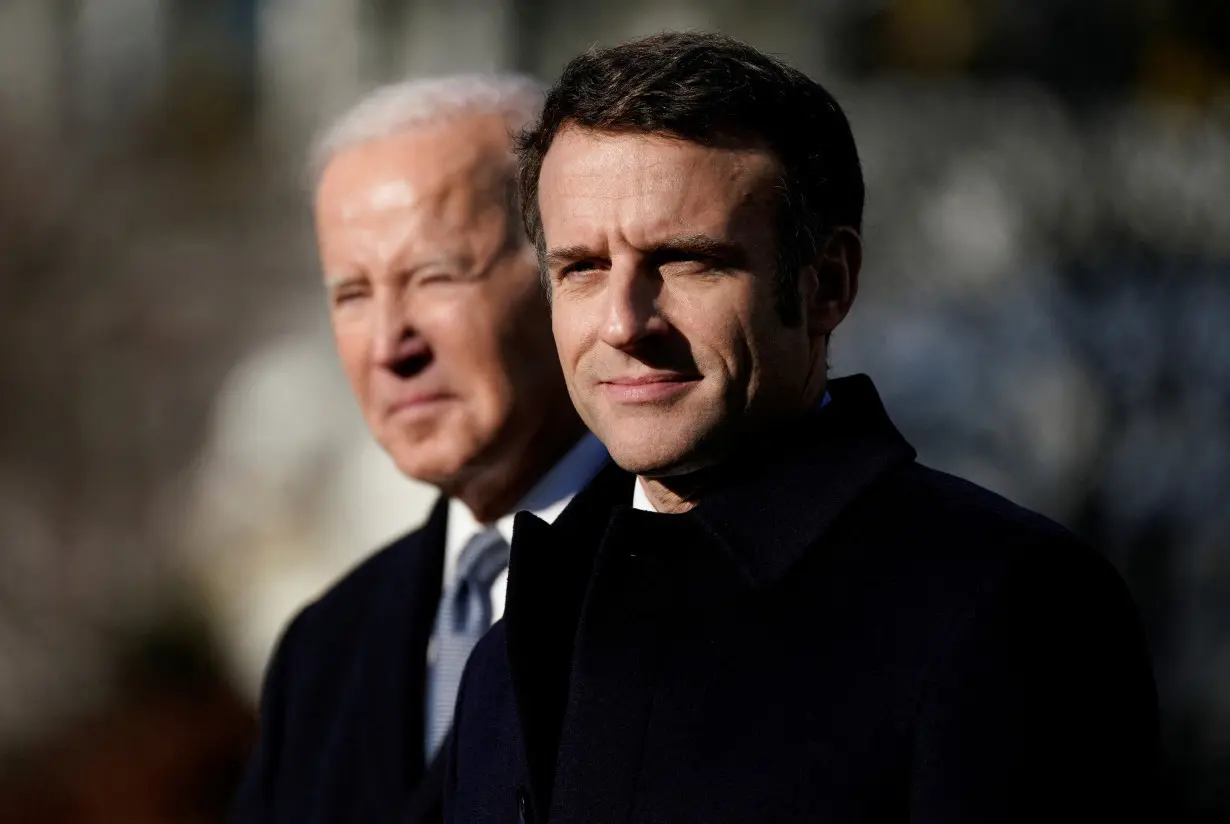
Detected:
[
  {"left": 504, "top": 462, "right": 632, "bottom": 818},
  {"left": 359, "top": 496, "right": 448, "bottom": 813},
  {"left": 549, "top": 508, "right": 714, "bottom": 823}
]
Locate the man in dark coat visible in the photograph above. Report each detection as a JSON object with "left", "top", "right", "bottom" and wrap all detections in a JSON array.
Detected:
[
  {"left": 444, "top": 32, "right": 1161, "bottom": 824},
  {"left": 230, "top": 74, "right": 609, "bottom": 824}
]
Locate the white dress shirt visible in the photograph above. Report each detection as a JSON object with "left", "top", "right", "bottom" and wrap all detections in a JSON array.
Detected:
[
  {"left": 442, "top": 432, "right": 610, "bottom": 623},
  {"left": 631, "top": 474, "right": 658, "bottom": 513}
]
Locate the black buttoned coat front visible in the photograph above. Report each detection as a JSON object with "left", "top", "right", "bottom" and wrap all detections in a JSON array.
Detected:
[{"left": 444, "top": 375, "right": 1160, "bottom": 824}]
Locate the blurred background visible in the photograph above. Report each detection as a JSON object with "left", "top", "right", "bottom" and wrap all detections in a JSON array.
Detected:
[{"left": 0, "top": 0, "right": 1227, "bottom": 820}]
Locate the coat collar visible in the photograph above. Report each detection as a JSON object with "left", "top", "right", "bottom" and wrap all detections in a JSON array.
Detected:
[
  {"left": 514, "top": 374, "right": 916, "bottom": 594},
  {"left": 686, "top": 373, "right": 916, "bottom": 591}
]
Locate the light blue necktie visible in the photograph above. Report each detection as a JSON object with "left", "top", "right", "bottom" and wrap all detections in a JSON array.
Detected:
[{"left": 425, "top": 527, "right": 510, "bottom": 759}]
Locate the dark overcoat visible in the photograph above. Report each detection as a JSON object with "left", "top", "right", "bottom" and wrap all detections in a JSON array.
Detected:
[{"left": 445, "top": 374, "right": 1160, "bottom": 824}]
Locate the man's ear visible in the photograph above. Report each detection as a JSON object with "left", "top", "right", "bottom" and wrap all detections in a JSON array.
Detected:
[{"left": 805, "top": 226, "right": 861, "bottom": 339}]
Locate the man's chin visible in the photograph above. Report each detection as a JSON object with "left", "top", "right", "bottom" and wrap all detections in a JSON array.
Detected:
[
  {"left": 604, "top": 437, "right": 706, "bottom": 479},
  {"left": 387, "top": 441, "right": 474, "bottom": 488}
]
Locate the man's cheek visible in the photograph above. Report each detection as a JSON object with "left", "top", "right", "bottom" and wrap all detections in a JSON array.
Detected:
[{"left": 551, "top": 324, "right": 580, "bottom": 373}]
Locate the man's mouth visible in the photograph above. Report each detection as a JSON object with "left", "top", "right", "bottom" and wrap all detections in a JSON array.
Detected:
[{"left": 598, "top": 372, "right": 701, "bottom": 403}]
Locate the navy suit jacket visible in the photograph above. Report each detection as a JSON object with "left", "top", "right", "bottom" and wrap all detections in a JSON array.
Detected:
[
  {"left": 445, "top": 374, "right": 1161, "bottom": 824},
  {"left": 231, "top": 497, "right": 449, "bottom": 824}
]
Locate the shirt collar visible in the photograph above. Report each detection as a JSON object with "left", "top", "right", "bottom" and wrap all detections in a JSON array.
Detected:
[{"left": 445, "top": 432, "right": 609, "bottom": 584}]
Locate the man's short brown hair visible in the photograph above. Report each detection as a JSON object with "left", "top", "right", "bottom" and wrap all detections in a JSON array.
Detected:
[{"left": 516, "top": 31, "right": 864, "bottom": 322}]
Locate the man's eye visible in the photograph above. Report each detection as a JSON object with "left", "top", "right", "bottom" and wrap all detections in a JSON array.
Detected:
[
  {"left": 560, "top": 261, "right": 601, "bottom": 278},
  {"left": 659, "top": 258, "right": 712, "bottom": 276},
  {"left": 418, "top": 270, "right": 458, "bottom": 286},
  {"left": 332, "top": 288, "right": 368, "bottom": 306},
  {"left": 655, "top": 250, "right": 726, "bottom": 277}
]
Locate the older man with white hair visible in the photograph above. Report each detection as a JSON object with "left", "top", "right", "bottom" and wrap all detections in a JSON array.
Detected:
[{"left": 230, "top": 74, "right": 607, "bottom": 824}]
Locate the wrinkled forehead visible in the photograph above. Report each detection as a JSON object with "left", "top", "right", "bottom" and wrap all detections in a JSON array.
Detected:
[
  {"left": 316, "top": 116, "right": 515, "bottom": 230},
  {"left": 537, "top": 127, "right": 782, "bottom": 247}
]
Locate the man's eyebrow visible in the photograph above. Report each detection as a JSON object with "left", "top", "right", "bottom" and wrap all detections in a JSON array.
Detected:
[
  {"left": 651, "top": 234, "right": 746, "bottom": 263},
  {"left": 322, "top": 254, "right": 478, "bottom": 290},
  {"left": 545, "top": 236, "right": 746, "bottom": 269},
  {"left": 323, "top": 271, "right": 364, "bottom": 290},
  {"left": 544, "top": 244, "right": 599, "bottom": 270}
]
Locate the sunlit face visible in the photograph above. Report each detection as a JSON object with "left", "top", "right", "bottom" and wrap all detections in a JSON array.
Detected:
[
  {"left": 539, "top": 128, "right": 828, "bottom": 477},
  {"left": 315, "top": 115, "right": 561, "bottom": 489}
]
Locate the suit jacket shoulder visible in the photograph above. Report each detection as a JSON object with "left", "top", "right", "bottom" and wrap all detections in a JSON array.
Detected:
[
  {"left": 232, "top": 496, "right": 449, "bottom": 824},
  {"left": 840, "top": 459, "right": 1130, "bottom": 617},
  {"left": 876, "top": 461, "right": 1077, "bottom": 546},
  {"left": 292, "top": 503, "right": 448, "bottom": 652}
]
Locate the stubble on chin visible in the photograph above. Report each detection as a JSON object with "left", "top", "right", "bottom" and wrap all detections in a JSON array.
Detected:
[{"left": 600, "top": 416, "right": 694, "bottom": 477}]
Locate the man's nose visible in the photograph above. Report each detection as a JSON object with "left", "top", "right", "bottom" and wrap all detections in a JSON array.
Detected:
[
  {"left": 370, "top": 293, "right": 418, "bottom": 368},
  {"left": 599, "top": 265, "right": 666, "bottom": 350}
]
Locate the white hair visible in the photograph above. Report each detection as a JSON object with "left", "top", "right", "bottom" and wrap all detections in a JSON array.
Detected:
[{"left": 308, "top": 73, "right": 545, "bottom": 190}]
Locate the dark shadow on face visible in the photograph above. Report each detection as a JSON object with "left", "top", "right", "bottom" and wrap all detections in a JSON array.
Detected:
[{"left": 611, "top": 301, "right": 702, "bottom": 379}]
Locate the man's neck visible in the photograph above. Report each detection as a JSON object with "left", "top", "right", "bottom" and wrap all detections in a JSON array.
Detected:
[
  {"left": 637, "top": 476, "right": 701, "bottom": 513},
  {"left": 636, "top": 392, "right": 833, "bottom": 515},
  {"left": 453, "top": 413, "right": 589, "bottom": 524}
]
